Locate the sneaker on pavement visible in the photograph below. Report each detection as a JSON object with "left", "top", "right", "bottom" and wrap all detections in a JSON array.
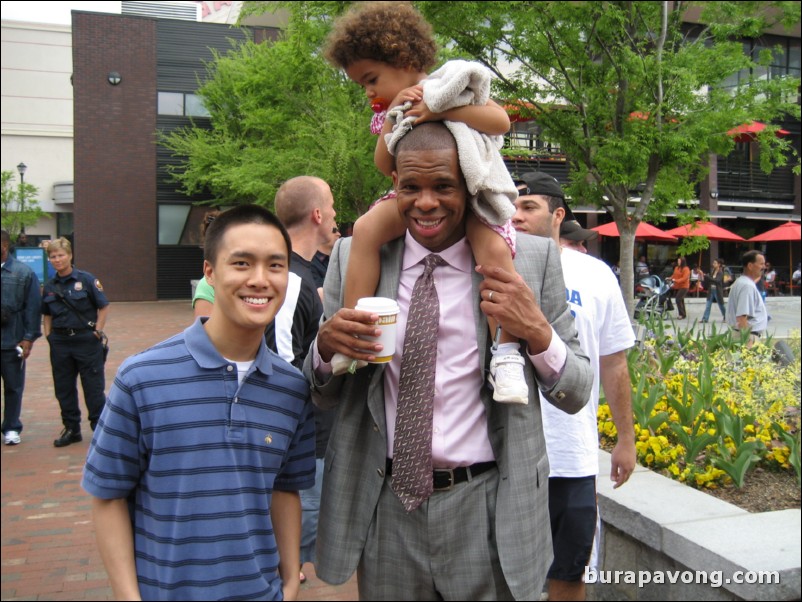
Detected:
[
  {"left": 4, "top": 430, "right": 21, "bottom": 445},
  {"left": 489, "top": 353, "right": 529, "bottom": 404},
  {"left": 53, "top": 428, "right": 82, "bottom": 448},
  {"left": 331, "top": 352, "right": 368, "bottom": 376}
]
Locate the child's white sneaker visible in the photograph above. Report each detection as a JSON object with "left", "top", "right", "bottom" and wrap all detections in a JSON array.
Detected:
[
  {"left": 489, "top": 353, "right": 529, "bottom": 404},
  {"left": 331, "top": 352, "right": 368, "bottom": 376}
]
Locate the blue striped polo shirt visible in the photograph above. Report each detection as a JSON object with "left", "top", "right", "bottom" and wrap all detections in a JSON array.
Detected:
[{"left": 82, "top": 318, "right": 315, "bottom": 601}]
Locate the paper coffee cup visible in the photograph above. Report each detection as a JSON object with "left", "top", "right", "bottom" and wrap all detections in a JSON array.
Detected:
[{"left": 355, "top": 297, "right": 399, "bottom": 363}]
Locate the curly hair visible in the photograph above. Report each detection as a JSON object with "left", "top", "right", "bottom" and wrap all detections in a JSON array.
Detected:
[{"left": 324, "top": 1, "right": 437, "bottom": 72}]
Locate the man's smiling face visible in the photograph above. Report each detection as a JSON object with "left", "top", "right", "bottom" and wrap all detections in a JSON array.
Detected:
[
  {"left": 204, "top": 222, "right": 289, "bottom": 333},
  {"left": 392, "top": 146, "right": 468, "bottom": 252}
]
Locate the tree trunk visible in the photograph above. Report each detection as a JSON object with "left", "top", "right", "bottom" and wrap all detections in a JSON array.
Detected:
[{"left": 619, "top": 229, "right": 637, "bottom": 318}]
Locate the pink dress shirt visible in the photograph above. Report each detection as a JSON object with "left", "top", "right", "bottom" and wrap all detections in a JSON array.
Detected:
[{"left": 315, "top": 233, "right": 567, "bottom": 467}]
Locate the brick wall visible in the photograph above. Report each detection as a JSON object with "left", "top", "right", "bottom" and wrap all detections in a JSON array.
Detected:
[{"left": 73, "top": 12, "right": 157, "bottom": 301}]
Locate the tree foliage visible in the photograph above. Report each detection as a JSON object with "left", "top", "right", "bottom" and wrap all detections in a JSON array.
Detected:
[
  {"left": 414, "top": 0, "right": 800, "bottom": 313},
  {"left": 232, "top": 2, "right": 800, "bottom": 313},
  {"left": 1, "top": 171, "right": 48, "bottom": 241},
  {"left": 161, "top": 11, "right": 389, "bottom": 222}
]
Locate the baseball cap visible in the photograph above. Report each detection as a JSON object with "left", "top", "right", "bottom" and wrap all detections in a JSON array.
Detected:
[
  {"left": 559, "top": 220, "right": 598, "bottom": 242},
  {"left": 514, "top": 171, "right": 564, "bottom": 199},
  {"left": 514, "top": 171, "right": 576, "bottom": 221}
]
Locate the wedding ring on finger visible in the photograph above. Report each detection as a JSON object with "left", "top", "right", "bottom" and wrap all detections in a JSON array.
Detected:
[{"left": 489, "top": 291, "right": 494, "bottom": 302}]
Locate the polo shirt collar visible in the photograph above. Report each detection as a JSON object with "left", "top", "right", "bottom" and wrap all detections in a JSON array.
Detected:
[{"left": 184, "top": 317, "right": 274, "bottom": 376}]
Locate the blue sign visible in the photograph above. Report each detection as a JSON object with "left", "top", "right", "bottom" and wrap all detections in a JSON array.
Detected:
[{"left": 13, "top": 247, "right": 47, "bottom": 283}]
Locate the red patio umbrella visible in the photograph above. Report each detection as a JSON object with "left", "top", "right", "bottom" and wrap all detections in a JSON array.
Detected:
[
  {"left": 592, "top": 221, "right": 677, "bottom": 242},
  {"left": 665, "top": 221, "right": 745, "bottom": 242},
  {"left": 749, "top": 221, "right": 801, "bottom": 290},
  {"left": 727, "top": 121, "right": 791, "bottom": 143},
  {"left": 749, "top": 221, "right": 801, "bottom": 243}
]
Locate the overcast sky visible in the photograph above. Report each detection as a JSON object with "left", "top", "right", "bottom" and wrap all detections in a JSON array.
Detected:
[{"left": 1, "top": 2, "right": 122, "bottom": 25}]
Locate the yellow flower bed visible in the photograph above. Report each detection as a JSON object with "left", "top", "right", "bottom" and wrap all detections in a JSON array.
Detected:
[{"left": 599, "top": 328, "right": 801, "bottom": 489}]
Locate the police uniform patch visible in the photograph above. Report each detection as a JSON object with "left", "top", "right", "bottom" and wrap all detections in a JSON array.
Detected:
[
  {"left": 74, "top": 282, "right": 83, "bottom": 291},
  {"left": 95, "top": 279, "right": 104, "bottom": 291}
]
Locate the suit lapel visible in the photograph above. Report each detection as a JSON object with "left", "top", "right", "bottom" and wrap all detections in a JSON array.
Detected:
[
  {"left": 375, "top": 237, "right": 404, "bottom": 300},
  {"left": 365, "top": 238, "right": 405, "bottom": 426},
  {"left": 472, "top": 262, "right": 489, "bottom": 374}
]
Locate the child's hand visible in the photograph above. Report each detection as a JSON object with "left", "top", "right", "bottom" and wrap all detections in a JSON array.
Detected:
[
  {"left": 404, "top": 100, "right": 436, "bottom": 123},
  {"left": 391, "top": 84, "right": 424, "bottom": 108}
]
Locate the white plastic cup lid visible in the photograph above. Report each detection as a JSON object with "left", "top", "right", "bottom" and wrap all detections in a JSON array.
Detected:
[{"left": 355, "top": 297, "right": 399, "bottom": 315}]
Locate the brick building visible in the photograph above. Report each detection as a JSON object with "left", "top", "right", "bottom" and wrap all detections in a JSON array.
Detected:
[{"left": 72, "top": 11, "right": 278, "bottom": 300}]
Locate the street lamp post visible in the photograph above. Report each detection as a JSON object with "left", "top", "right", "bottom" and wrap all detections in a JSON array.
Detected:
[{"left": 16, "top": 162, "right": 27, "bottom": 236}]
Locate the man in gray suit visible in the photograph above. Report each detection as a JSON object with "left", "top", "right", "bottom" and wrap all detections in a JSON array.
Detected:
[{"left": 304, "top": 122, "right": 592, "bottom": 600}]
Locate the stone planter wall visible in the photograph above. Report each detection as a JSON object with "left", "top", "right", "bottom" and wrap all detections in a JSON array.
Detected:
[{"left": 589, "top": 451, "right": 801, "bottom": 601}]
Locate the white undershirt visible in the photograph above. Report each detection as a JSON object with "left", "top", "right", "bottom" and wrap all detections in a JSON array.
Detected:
[{"left": 225, "top": 359, "right": 255, "bottom": 385}]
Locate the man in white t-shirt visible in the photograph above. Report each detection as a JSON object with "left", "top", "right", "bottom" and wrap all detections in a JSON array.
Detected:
[{"left": 512, "top": 172, "right": 636, "bottom": 602}]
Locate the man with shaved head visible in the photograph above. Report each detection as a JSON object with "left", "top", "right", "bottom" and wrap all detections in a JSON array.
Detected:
[{"left": 306, "top": 122, "right": 592, "bottom": 600}]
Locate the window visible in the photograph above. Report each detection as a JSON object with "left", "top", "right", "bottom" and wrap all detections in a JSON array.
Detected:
[
  {"left": 158, "top": 205, "right": 191, "bottom": 245},
  {"left": 158, "top": 205, "right": 225, "bottom": 246},
  {"left": 158, "top": 92, "right": 210, "bottom": 117},
  {"left": 57, "top": 212, "right": 73, "bottom": 238},
  {"left": 185, "top": 94, "right": 211, "bottom": 117},
  {"left": 158, "top": 92, "right": 184, "bottom": 116},
  {"left": 719, "top": 36, "right": 801, "bottom": 94}
]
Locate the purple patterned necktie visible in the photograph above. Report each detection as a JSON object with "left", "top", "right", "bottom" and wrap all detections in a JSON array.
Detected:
[{"left": 392, "top": 254, "right": 446, "bottom": 512}]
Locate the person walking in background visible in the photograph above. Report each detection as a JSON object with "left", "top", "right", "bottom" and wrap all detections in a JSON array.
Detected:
[
  {"left": 726, "top": 250, "right": 768, "bottom": 344},
  {"left": 763, "top": 261, "right": 777, "bottom": 296},
  {"left": 558, "top": 219, "right": 596, "bottom": 255},
  {"left": 312, "top": 227, "right": 340, "bottom": 293},
  {"left": 690, "top": 264, "right": 705, "bottom": 295},
  {"left": 636, "top": 255, "right": 650, "bottom": 278},
  {"left": 701, "top": 259, "right": 727, "bottom": 323},
  {"left": 268, "top": 176, "right": 336, "bottom": 367},
  {"left": 611, "top": 261, "right": 621, "bottom": 282},
  {"left": 13, "top": 232, "right": 29, "bottom": 251},
  {"left": 192, "top": 210, "right": 220, "bottom": 318},
  {"left": 272, "top": 175, "right": 339, "bottom": 584},
  {"left": 1, "top": 229, "right": 41, "bottom": 446},
  {"left": 511, "top": 178, "right": 636, "bottom": 602},
  {"left": 671, "top": 257, "right": 690, "bottom": 320},
  {"left": 82, "top": 205, "right": 315, "bottom": 600},
  {"left": 41, "top": 237, "right": 109, "bottom": 448}
]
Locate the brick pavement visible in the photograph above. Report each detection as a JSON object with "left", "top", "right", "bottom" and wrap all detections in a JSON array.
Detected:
[{"left": 1, "top": 301, "right": 356, "bottom": 601}]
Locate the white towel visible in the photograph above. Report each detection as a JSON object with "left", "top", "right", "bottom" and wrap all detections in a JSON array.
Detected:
[{"left": 385, "top": 60, "right": 517, "bottom": 226}]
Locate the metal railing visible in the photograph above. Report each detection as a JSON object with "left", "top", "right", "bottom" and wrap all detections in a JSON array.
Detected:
[
  {"left": 717, "top": 156, "right": 795, "bottom": 199},
  {"left": 503, "top": 131, "right": 797, "bottom": 207}
]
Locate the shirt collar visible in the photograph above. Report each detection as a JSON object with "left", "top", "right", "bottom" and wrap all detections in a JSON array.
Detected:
[
  {"left": 55, "top": 268, "right": 78, "bottom": 282},
  {"left": 184, "top": 317, "right": 274, "bottom": 376},
  {"left": 402, "top": 231, "right": 472, "bottom": 274}
]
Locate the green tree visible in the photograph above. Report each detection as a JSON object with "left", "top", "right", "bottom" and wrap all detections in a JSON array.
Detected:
[
  {"left": 413, "top": 0, "right": 800, "bottom": 314},
  {"left": 161, "top": 13, "right": 388, "bottom": 222},
  {"left": 1, "top": 171, "right": 48, "bottom": 241},
  {"left": 265, "top": 1, "right": 800, "bottom": 313}
]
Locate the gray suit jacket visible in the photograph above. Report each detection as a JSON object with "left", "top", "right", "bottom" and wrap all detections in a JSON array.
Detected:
[{"left": 304, "top": 234, "right": 592, "bottom": 600}]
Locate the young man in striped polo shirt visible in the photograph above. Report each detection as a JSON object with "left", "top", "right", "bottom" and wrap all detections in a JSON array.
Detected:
[{"left": 82, "top": 205, "right": 316, "bottom": 600}]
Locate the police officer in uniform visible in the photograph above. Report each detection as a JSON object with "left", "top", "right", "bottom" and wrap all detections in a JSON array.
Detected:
[{"left": 42, "top": 238, "right": 109, "bottom": 447}]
